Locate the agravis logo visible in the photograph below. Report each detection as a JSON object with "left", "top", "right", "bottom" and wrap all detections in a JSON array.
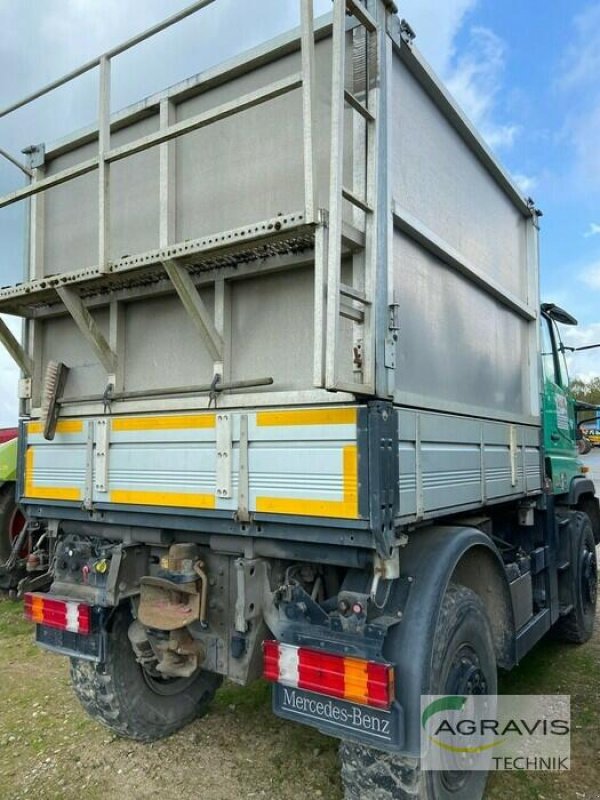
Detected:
[
  {"left": 422, "top": 695, "right": 505, "bottom": 754},
  {"left": 420, "top": 695, "right": 570, "bottom": 771}
]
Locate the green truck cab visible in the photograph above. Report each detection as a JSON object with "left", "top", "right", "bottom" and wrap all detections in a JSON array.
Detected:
[{"left": 541, "top": 303, "right": 582, "bottom": 494}]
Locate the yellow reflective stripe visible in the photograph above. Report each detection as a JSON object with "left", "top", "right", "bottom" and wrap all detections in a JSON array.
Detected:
[
  {"left": 343, "top": 445, "right": 358, "bottom": 514},
  {"left": 27, "top": 419, "right": 83, "bottom": 435},
  {"left": 256, "top": 408, "right": 357, "bottom": 427},
  {"left": 256, "top": 445, "right": 358, "bottom": 519},
  {"left": 24, "top": 447, "right": 81, "bottom": 502},
  {"left": 112, "top": 414, "right": 216, "bottom": 432},
  {"left": 110, "top": 489, "right": 216, "bottom": 509},
  {"left": 343, "top": 657, "right": 369, "bottom": 704}
]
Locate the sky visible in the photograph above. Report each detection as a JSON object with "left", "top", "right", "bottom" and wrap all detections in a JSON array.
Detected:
[{"left": 0, "top": 0, "right": 599, "bottom": 424}]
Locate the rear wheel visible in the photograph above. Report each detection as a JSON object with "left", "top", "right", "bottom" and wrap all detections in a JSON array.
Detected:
[
  {"left": 70, "top": 606, "right": 222, "bottom": 741},
  {"left": 340, "top": 584, "right": 496, "bottom": 800}
]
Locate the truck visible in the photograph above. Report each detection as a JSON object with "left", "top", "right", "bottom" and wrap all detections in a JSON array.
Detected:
[{"left": 0, "top": 2, "right": 597, "bottom": 798}]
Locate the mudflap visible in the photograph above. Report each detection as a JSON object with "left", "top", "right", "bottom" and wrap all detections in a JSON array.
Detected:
[
  {"left": 273, "top": 684, "right": 405, "bottom": 752},
  {"left": 35, "top": 624, "right": 107, "bottom": 662}
]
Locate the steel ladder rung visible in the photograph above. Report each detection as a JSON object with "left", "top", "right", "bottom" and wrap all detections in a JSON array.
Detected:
[
  {"left": 342, "top": 187, "right": 372, "bottom": 214},
  {"left": 343, "top": 89, "right": 375, "bottom": 122},
  {"left": 340, "top": 301, "right": 365, "bottom": 323},
  {"left": 340, "top": 282, "right": 370, "bottom": 304},
  {"left": 345, "top": 0, "right": 377, "bottom": 32}
]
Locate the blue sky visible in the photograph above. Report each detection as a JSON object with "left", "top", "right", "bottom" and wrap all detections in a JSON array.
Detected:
[{"left": 0, "top": 0, "right": 599, "bottom": 422}]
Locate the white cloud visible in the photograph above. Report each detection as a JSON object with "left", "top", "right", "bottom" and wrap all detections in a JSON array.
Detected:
[
  {"left": 397, "top": 0, "right": 478, "bottom": 75},
  {"left": 561, "top": 322, "right": 600, "bottom": 381},
  {"left": 580, "top": 261, "right": 600, "bottom": 290},
  {"left": 584, "top": 223, "right": 600, "bottom": 238},
  {"left": 512, "top": 172, "right": 537, "bottom": 195},
  {"left": 569, "top": 105, "right": 600, "bottom": 189},
  {"left": 443, "top": 26, "right": 519, "bottom": 152},
  {"left": 559, "top": 3, "right": 600, "bottom": 92},
  {"left": 557, "top": 4, "right": 600, "bottom": 192}
]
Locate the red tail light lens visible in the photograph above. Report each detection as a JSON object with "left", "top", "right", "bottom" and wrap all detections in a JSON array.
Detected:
[
  {"left": 24, "top": 592, "right": 92, "bottom": 635},
  {"left": 263, "top": 640, "right": 394, "bottom": 710}
]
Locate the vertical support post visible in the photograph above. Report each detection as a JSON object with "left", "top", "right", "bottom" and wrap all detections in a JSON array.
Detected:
[
  {"left": 325, "top": 0, "right": 347, "bottom": 389},
  {"left": 214, "top": 278, "right": 231, "bottom": 381},
  {"left": 362, "top": 0, "right": 383, "bottom": 394},
  {"left": 313, "top": 211, "right": 328, "bottom": 387},
  {"left": 300, "top": 0, "right": 316, "bottom": 224},
  {"left": 525, "top": 212, "right": 541, "bottom": 418},
  {"left": 159, "top": 98, "right": 176, "bottom": 248},
  {"left": 384, "top": 18, "right": 396, "bottom": 398},
  {"left": 351, "top": 27, "right": 367, "bottom": 384},
  {"left": 29, "top": 167, "right": 45, "bottom": 281},
  {"left": 109, "top": 300, "right": 125, "bottom": 392},
  {"left": 98, "top": 55, "right": 111, "bottom": 273},
  {"left": 24, "top": 163, "right": 46, "bottom": 413}
]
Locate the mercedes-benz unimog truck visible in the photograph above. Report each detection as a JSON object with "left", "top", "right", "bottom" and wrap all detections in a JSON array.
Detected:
[{"left": 0, "top": 2, "right": 597, "bottom": 798}]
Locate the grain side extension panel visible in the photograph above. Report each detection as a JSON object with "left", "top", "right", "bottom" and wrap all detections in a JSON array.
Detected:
[{"left": 21, "top": 407, "right": 363, "bottom": 521}]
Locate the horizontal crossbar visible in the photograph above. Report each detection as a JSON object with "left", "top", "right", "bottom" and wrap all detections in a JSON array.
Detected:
[{"left": 342, "top": 187, "right": 372, "bottom": 214}]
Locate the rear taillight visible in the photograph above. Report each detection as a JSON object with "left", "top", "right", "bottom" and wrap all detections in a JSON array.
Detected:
[
  {"left": 24, "top": 592, "right": 91, "bottom": 635},
  {"left": 263, "top": 640, "right": 394, "bottom": 710}
]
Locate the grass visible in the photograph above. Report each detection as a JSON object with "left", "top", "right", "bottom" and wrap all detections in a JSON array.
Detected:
[{"left": 0, "top": 597, "right": 599, "bottom": 799}]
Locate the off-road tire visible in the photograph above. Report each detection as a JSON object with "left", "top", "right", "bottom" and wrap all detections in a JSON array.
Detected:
[
  {"left": 340, "top": 584, "right": 497, "bottom": 800},
  {"left": 554, "top": 511, "right": 597, "bottom": 644},
  {"left": 70, "top": 606, "right": 222, "bottom": 741},
  {"left": 0, "top": 483, "right": 23, "bottom": 562}
]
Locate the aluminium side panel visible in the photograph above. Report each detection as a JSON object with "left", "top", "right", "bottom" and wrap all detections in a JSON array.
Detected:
[
  {"left": 389, "top": 43, "right": 540, "bottom": 425},
  {"left": 30, "top": 28, "right": 359, "bottom": 402},
  {"left": 21, "top": 406, "right": 365, "bottom": 526},
  {"left": 43, "top": 115, "right": 161, "bottom": 276},
  {"left": 397, "top": 408, "right": 542, "bottom": 522},
  {"left": 390, "top": 52, "right": 528, "bottom": 301},
  {"left": 392, "top": 231, "right": 532, "bottom": 420}
]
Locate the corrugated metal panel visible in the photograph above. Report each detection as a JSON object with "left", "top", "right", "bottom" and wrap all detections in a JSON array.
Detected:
[
  {"left": 21, "top": 407, "right": 362, "bottom": 520},
  {"left": 397, "top": 409, "right": 541, "bottom": 521}
]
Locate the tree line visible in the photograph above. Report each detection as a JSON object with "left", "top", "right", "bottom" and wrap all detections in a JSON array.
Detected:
[{"left": 571, "top": 377, "right": 600, "bottom": 407}]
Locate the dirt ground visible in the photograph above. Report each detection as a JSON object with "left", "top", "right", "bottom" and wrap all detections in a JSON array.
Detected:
[{"left": 0, "top": 596, "right": 599, "bottom": 800}]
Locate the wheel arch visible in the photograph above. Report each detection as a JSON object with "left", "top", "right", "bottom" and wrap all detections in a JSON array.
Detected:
[
  {"left": 383, "top": 525, "right": 515, "bottom": 757},
  {"left": 451, "top": 544, "right": 515, "bottom": 670},
  {"left": 566, "top": 478, "right": 600, "bottom": 545},
  {"left": 567, "top": 476, "right": 595, "bottom": 506}
]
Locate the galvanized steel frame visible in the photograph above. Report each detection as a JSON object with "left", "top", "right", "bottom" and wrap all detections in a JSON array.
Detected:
[
  {"left": 0, "top": 0, "right": 541, "bottom": 419},
  {"left": 0, "top": 0, "right": 327, "bottom": 406}
]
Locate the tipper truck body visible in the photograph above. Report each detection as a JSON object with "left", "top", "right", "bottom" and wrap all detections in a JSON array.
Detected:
[{"left": 0, "top": 2, "right": 597, "bottom": 798}]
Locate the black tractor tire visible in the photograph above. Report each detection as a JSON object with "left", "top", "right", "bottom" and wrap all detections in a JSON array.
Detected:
[
  {"left": 340, "top": 584, "right": 497, "bottom": 800},
  {"left": 554, "top": 512, "right": 597, "bottom": 644},
  {"left": 70, "top": 606, "right": 222, "bottom": 742},
  {"left": 0, "top": 483, "right": 25, "bottom": 563},
  {"left": 577, "top": 437, "right": 592, "bottom": 456}
]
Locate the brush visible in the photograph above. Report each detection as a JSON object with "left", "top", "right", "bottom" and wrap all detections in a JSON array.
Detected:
[{"left": 40, "top": 361, "right": 69, "bottom": 441}]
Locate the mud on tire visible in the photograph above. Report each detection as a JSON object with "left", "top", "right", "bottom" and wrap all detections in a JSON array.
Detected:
[
  {"left": 339, "top": 584, "right": 497, "bottom": 800},
  {"left": 70, "top": 606, "right": 222, "bottom": 742}
]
